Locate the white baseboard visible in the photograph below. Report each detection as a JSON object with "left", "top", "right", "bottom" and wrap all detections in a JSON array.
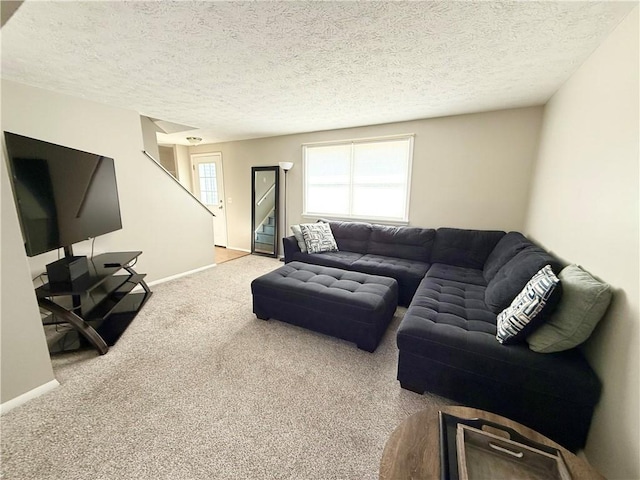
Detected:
[
  {"left": 145, "top": 263, "right": 217, "bottom": 288},
  {"left": 1, "top": 379, "right": 60, "bottom": 415}
]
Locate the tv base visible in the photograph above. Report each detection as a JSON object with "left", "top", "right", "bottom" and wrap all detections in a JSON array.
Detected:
[
  {"left": 46, "top": 256, "right": 89, "bottom": 285},
  {"left": 36, "top": 251, "right": 151, "bottom": 355}
]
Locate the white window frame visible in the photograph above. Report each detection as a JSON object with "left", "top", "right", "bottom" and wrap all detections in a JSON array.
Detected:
[{"left": 302, "top": 134, "right": 414, "bottom": 224}]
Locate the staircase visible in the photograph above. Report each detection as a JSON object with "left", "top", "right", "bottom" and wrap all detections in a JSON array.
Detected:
[{"left": 254, "top": 212, "right": 276, "bottom": 253}]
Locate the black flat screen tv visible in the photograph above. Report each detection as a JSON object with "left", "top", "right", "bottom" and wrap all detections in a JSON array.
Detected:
[{"left": 4, "top": 132, "right": 123, "bottom": 257}]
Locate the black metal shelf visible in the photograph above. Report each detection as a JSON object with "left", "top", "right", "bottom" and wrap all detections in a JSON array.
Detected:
[
  {"left": 83, "top": 274, "right": 146, "bottom": 320},
  {"left": 36, "top": 251, "right": 142, "bottom": 297},
  {"left": 37, "top": 251, "right": 151, "bottom": 355}
]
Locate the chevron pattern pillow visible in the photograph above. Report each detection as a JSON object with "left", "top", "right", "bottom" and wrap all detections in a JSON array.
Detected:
[
  {"left": 496, "top": 265, "right": 560, "bottom": 344},
  {"left": 300, "top": 223, "right": 338, "bottom": 254}
]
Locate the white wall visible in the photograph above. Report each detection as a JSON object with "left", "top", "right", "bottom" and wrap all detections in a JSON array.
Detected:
[
  {"left": 2, "top": 80, "right": 215, "bottom": 280},
  {"left": 525, "top": 8, "right": 638, "bottom": 479},
  {"left": 140, "top": 115, "right": 160, "bottom": 161},
  {"left": 1, "top": 154, "right": 56, "bottom": 404},
  {"left": 1, "top": 80, "right": 215, "bottom": 405},
  {"left": 191, "top": 106, "right": 543, "bottom": 251},
  {"left": 174, "top": 144, "right": 193, "bottom": 191},
  {"left": 158, "top": 145, "right": 177, "bottom": 175}
]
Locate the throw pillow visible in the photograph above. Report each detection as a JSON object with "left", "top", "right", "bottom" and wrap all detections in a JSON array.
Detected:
[
  {"left": 300, "top": 223, "right": 338, "bottom": 254},
  {"left": 527, "top": 265, "right": 612, "bottom": 353},
  {"left": 290, "top": 224, "right": 308, "bottom": 253},
  {"left": 496, "top": 265, "right": 561, "bottom": 344}
]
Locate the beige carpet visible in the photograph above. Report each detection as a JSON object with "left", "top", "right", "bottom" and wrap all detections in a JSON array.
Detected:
[{"left": 1, "top": 255, "right": 451, "bottom": 479}]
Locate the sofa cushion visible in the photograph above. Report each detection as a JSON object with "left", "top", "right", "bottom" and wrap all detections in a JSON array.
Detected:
[
  {"left": 426, "top": 263, "right": 487, "bottom": 286},
  {"left": 496, "top": 265, "right": 561, "bottom": 344},
  {"left": 368, "top": 224, "right": 435, "bottom": 262},
  {"left": 483, "top": 232, "right": 533, "bottom": 282},
  {"left": 400, "top": 277, "right": 498, "bottom": 340},
  {"left": 326, "top": 220, "right": 372, "bottom": 253},
  {"left": 527, "top": 265, "right": 612, "bottom": 353},
  {"left": 397, "top": 276, "right": 601, "bottom": 407},
  {"left": 485, "top": 247, "right": 562, "bottom": 314},
  {"left": 351, "top": 254, "right": 429, "bottom": 306},
  {"left": 286, "top": 250, "right": 363, "bottom": 269},
  {"left": 432, "top": 228, "right": 505, "bottom": 270}
]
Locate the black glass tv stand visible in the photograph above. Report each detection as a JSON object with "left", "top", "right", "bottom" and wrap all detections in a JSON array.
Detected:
[{"left": 35, "top": 251, "right": 152, "bottom": 355}]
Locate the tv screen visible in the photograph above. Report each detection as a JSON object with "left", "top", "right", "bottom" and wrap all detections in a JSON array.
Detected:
[{"left": 4, "top": 132, "right": 123, "bottom": 257}]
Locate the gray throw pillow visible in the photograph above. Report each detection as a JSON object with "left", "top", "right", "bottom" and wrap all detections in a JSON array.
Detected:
[
  {"left": 496, "top": 265, "right": 560, "bottom": 344},
  {"left": 300, "top": 223, "right": 338, "bottom": 254},
  {"left": 290, "top": 224, "right": 308, "bottom": 253},
  {"left": 527, "top": 265, "right": 612, "bottom": 353}
]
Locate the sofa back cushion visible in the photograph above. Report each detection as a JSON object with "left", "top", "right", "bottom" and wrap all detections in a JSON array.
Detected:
[
  {"left": 367, "top": 224, "right": 435, "bottom": 262},
  {"left": 527, "top": 264, "right": 612, "bottom": 353},
  {"left": 485, "top": 246, "right": 563, "bottom": 313},
  {"left": 326, "top": 220, "right": 372, "bottom": 253},
  {"left": 431, "top": 228, "right": 505, "bottom": 269},
  {"left": 483, "top": 231, "right": 534, "bottom": 282},
  {"left": 496, "top": 265, "right": 562, "bottom": 344}
]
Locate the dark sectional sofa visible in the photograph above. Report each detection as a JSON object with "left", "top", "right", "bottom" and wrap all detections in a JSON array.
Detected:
[{"left": 283, "top": 220, "right": 601, "bottom": 452}]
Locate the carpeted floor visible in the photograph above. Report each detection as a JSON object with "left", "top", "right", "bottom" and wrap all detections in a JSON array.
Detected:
[{"left": 1, "top": 255, "right": 451, "bottom": 479}]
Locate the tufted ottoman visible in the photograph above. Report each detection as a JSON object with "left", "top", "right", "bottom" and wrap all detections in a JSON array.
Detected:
[{"left": 251, "top": 261, "right": 398, "bottom": 352}]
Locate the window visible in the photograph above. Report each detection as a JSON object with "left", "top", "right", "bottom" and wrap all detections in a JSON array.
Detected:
[
  {"left": 197, "top": 162, "right": 219, "bottom": 205},
  {"left": 303, "top": 135, "right": 413, "bottom": 222}
]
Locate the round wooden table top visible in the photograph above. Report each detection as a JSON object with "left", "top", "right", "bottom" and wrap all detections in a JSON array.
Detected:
[{"left": 379, "top": 406, "right": 604, "bottom": 480}]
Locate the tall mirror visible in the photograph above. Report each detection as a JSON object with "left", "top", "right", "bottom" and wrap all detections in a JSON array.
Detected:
[{"left": 251, "top": 166, "right": 279, "bottom": 257}]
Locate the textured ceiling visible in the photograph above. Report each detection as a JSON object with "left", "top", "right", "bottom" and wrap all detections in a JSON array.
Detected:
[{"left": 1, "top": 1, "right": 636, "bottom": 145}]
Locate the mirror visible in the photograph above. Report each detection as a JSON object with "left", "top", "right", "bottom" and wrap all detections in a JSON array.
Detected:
[{"left": 251, "top": 166, "right": 279, "bottom": 257}]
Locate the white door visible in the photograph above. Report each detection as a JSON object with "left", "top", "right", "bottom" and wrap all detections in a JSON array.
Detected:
[{"left": 191, "top": 153, "right": 228, "bottom": 247}]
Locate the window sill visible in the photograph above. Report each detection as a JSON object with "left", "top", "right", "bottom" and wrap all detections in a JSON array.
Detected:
[{"left": 301, "top": 214, "right": 409, "bottom": 226}]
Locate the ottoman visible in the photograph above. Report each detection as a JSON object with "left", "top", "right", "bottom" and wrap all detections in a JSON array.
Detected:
[{"left": 251, "top": 261, "right": 398, "bottom": 352}]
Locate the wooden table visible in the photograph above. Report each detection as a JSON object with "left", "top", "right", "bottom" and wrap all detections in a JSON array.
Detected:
[{"left": 379, "top": 406, "right": 604, "bottom": 480}]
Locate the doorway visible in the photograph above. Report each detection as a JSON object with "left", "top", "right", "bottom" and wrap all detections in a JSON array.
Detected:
[{"left": 191, "top": 153, "right": 228, "bottom": 247}]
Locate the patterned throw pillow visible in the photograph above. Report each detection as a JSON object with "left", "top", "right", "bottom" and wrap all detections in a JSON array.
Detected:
[
  {"left": 290, "top": 224, "right": 308, "bottom": 253},
  {"left": 496, "top": 265, "right": 561, "bottom": 344},
  {"left": 300, "top": 223, "right": 338, "bottom": 254}
]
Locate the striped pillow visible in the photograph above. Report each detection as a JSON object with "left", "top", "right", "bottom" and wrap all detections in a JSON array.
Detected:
[
  {"left": 300, "top": 223, "right": 338, "bottom": 254},
  {"left": 496, "top": 265, "right": 560, "bottom": 344}
]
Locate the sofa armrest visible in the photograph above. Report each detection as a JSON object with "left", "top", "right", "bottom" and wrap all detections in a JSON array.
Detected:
[{"left": 283, "top": 235, "right": 301, "bottom": 263}]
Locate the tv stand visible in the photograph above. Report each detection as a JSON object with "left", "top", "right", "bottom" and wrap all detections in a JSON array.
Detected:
[{"left": 35, "top": 251, "right": 152, "bottom": 355}]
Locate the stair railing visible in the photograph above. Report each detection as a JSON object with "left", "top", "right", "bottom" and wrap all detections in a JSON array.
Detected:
[
  {"left": 142, "top": 150, "right": 215, "bottom": 217},
  {"left": 256, "top": 182, "right": 276, "bottom": 207}
]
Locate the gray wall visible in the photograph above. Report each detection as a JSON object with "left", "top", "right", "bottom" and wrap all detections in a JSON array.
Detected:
[
  {"left": 1, "top": 154, "right": 56, "bottom": 404},
  {"left": 140, "top": 115, "right": 160, "bottom": 161},
  {"left": 191, "top": 106, "right": 544, "bottom": 251},
  {"left": 174, "top": 144, "right": 193, "bottom": 191},
  {"left": 1, "top": 80, "right": 216, "bottom": 406},
  {"left": 525, "top": 8, "right": 639, "bottom": 478}
]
